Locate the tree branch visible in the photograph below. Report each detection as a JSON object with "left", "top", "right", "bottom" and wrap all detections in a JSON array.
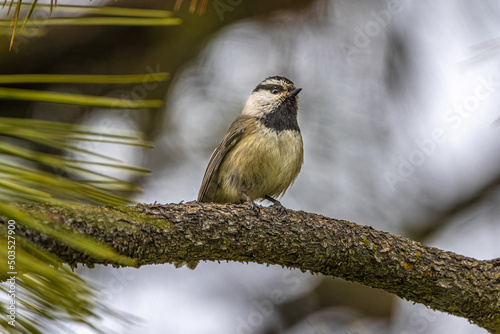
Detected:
[{"left": 3, "top": 202, "right": 500, "bottom": 333}]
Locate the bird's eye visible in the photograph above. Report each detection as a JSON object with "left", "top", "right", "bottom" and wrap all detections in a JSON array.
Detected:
[{"left": 271, "top": 88, "right": 279, "bottom": 94}]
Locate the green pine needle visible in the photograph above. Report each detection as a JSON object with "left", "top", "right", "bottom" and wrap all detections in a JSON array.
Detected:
[
  {"left": 0, "top": 87, "right": 164, "bottom": 109},
  {"left": 0, "top": 2, "right": 177, "bottom": 333}
]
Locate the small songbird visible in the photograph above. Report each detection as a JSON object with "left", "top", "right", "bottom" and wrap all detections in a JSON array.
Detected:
[{"left": 197, "top": 76, "right": 303, "bottom": 212}]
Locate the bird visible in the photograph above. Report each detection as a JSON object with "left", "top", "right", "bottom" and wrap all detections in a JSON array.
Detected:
[{"left": 197, "top": 76, "right": 303, "bottom": 212}]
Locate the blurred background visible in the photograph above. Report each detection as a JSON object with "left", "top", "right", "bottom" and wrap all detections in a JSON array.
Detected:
[{"left": 1, "top": 0, "right": 499, "bottom": 333}]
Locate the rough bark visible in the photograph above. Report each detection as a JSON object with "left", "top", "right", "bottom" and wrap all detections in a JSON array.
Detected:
[{"left": 2, "top": 202, "right": 499, "bottom": 333}]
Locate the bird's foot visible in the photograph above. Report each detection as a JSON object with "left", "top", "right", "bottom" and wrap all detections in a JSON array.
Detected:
[
  {"left": 242, "top": 192, "right": 260, "bottom": 214},
  {"left": 265, "top": 196, "right": 287, "bottom": 214}
]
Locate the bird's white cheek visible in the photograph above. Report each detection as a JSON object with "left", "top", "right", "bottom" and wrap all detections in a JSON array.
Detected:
[{"left": 241, "top": 92, "right": 279, "bottom": 118}]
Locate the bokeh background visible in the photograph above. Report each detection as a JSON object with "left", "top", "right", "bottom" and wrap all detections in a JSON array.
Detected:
[{"left": 1, "top": 0, "right": 499, "bottom": 333}]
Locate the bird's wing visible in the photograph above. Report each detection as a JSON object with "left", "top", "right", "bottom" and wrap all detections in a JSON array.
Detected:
[{"left": 197, "top": 115, "right": 250, "bottom": 202}]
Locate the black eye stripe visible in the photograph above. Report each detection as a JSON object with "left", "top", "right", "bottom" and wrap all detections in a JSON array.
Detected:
[{"left": 253, "top": 84, "right": 284, "bottom": 93}]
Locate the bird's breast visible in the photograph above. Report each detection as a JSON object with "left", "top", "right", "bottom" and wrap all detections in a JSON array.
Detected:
[{"left": 217, "top": 121, "right": 303, "bottom": 202}]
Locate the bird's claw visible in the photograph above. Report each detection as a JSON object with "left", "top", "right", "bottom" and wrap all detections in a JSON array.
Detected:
[
  {"left": 248, "top": 201, "right": 261, "bottom": 214},
  {"left": 265, "top": 196, "right": 287, "bottom": 214},
  {"left": 242, "top": 192, "right": 260, "bottom": 214},
  {"left": 272, "top": 202, "right": 286, "bottom": 214}
]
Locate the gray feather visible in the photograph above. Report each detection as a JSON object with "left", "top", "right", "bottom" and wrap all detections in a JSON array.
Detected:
[{"left": 197, "top": 115, "right": 251, "bottom": 202}]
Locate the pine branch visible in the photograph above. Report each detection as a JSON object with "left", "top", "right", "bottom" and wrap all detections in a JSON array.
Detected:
[{"left": 3, "top": 202, "right": 500, "bottom": 333}]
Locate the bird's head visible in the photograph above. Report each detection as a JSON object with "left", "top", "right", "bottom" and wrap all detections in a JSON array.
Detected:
[{"left": 242, "top": 76, "right": 301, "bottom": 118}]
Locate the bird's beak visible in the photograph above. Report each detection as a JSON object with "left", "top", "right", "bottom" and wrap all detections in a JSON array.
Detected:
[{"left": 287, "top": 88, "right": 302, "bottom": 98}]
